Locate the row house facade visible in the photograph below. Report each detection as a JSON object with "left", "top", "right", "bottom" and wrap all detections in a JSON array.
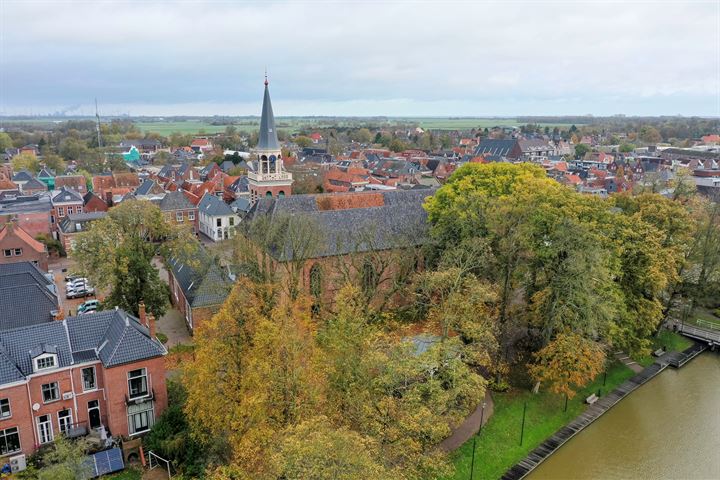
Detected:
[
  {"left": 50, "top": 187, "right": 84, "bottom": 231},
  {"left": 0, "top": 308, "right": 167, "bottom": 459}
]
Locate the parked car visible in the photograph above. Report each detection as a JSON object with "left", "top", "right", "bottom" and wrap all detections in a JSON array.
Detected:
[
  {"left": 67, "top": 277, "right": 89, "bottom": 287},
  {"left": 65, "top": 274, "right": 83, "bottom": 282},
  {"left": 78, "top": 300, "right": 100, "bottom": 314},
  {"left": 66, "top": 285, "right": 95, "bottom": 299}
]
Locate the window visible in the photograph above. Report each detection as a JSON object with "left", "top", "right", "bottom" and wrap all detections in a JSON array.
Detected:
[
  {"left": 361, "top": 261, "right": 377, "bottom": 298},
  {"left": 77, "top": 206, "right": 82, "bottom": 214},
  {"left": 37, "top": 414, "right": 53, "bottom": 444},
  {"left": 188, "top": 211, "right": 195, "bottom": 221},
  {"left": 67, "top": 206, "right": 74, "bottom": 215},
  {"left": 57, "top": 207, "right": 64, "bottom": 217},
  {"left": 13, "top": 248, "right": 21, "bottom": 256},
  {"left": 82, "top": 366, "right": 96, "bottom": 391},
  {"left": 0, "top": 399, "right": 10, "bottom": 419},
  {"left": 0, "top": 427, "right": 20, "bottom": 455},
  {"left": 2, "top": 250, "right": 10, "bottom": 257},
  {"left": 58, "top": 409, "right": 73, "bottom": 436},
  {"left": 176, "top": 211, "right": 183, "bottom": 222},
  {"left": 229, "top": 217, "right": 235, "bottom": 226},
  {"left": 216, "top": 218, "right": 222, "bottom": 227},
  {"left": 35, "top": 354, "right": 56, "bottom": 371},
  {"left": 309, "top": 264, "right": 322, "bottom": 299},
  {"left": 127, "top": 369, "right": 148, "bottom": 399},
  {"left": 42, "top": 382, "right": 60, "bottom": 403},
  {"left": 216, "top": 228, "right": 222, "bottom": 239},
  {"left": 127, "top": 402, "right": 154, "bottom": 435}
]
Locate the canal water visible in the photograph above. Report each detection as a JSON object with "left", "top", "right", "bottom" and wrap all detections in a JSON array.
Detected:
[{"left": 528, "top": 352, "right": 720, "bottom": 480}]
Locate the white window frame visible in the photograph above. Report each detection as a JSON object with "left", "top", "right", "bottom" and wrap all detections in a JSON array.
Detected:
[
  {"left": 37, "top": 414, "right": 54, "bottom": 444},
  {"left": 0, "top": 398, "right": 10, "bottom": 419},
  {"left": 41, "top": 382, "right": 60, "bottom": 403},
  {"left": 34, "top": 354, "right": 57, "bottom": 372},
  {"left": 13, "top": 248, "right": 21, "bottom": 256},
  {"left": 57, "top": 207, "right": 64, "bottom": 217},
  {"left": 127, "top": 402, "right": 154, "bottom": 436},
  {"left": 0, "top": 427, "right": 21, "bottom": 456},
  {"left": 176, "top": 211, "right": 183, "bottom": 222},
  {"left": 58, "top": 408, "right": 73, "bottom": 436},
  {"left": 82, "top": 366, "right": 97, "bottom": 391},
  {"left": 188, "top": 211, "right": 195, "bottom": 221},
  {"left": 3, "top": 250, "right": 11, "bottom": 257},
  {"left": 127, "top": 368, "right": 149, "bottom": 399},
  {"left": 67, "top": 206, "right": 74, "bottom": 215}
]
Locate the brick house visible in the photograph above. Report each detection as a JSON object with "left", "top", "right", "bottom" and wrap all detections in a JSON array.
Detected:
[
  {"left": 50, "top": 187, "right": 84, "bottom": 231},
  {"left": 54, "top": 175, "right": 88, "bottom": 195},
  {"left": 0, "top": 307, "right": 167, "bottom": 458},
  {"left": 0, "top": 195, "right": 53, "bottom": 239},
  {"left": 82, "top": 192, "right": 108, "bottom": 213},
  {"left": 155, "top": 191, "right": 198, "bottom": 234},
  {"left": 166, "top": 248, "right": 233, "bottom": 333},
  {"left": 0, "top": 222, "right": 49, "bottom": 271},
  {"left": 92, "top": 173, "right": 140, "bottom": 205},
  {"left": 57, "top": 212, "right": 107, "bottom": 253}
]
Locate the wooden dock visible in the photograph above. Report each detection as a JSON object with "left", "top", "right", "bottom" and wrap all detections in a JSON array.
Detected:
[{"left": 500, "top": 342, "right": 712, "bottom": 480}]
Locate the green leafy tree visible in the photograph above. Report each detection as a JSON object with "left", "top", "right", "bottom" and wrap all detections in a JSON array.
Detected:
[
  {"left": 0, "top": 132, "right": 14, "bottom": 150},
  {"left": 11, "top": 152, "right": 40, "bottom": 173},
  {"left": 37, "top": 437, "right": 92, "bottom": 480},
  {"left": 574, "top": 143, "right": 590, "bottom": 159},
  {"left": 73, "top": 200, "right": 196, "bottom": 317}
]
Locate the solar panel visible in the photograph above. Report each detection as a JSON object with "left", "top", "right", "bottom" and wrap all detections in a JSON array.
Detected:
[{"left": 87, "top": 448, "right": 125, "bottom": 478}]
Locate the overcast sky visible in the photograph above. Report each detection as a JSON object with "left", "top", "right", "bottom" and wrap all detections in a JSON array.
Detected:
[{"left": 1, "top": 0, "right": 718, "bottom": 117}]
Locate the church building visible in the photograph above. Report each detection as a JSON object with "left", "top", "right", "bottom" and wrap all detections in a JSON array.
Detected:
[{"left": 248, "top": 77, "right": 293, "bottom": 204}]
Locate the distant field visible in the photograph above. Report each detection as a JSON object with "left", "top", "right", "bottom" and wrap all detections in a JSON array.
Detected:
[{"left": 2, "top": 117, "right": 582, "bottom": 136}]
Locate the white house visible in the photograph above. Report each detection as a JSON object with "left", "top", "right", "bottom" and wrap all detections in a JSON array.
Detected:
[{"left": 197, "top": 192, "right": 239, "bottom": 242}]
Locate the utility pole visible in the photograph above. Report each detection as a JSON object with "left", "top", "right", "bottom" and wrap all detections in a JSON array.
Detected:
[{"left": 95, "top": 98, "right": 102, "bottom": 148}]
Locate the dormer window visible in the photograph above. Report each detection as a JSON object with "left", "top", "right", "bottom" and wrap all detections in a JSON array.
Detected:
[{"left": 34, "top": 354, "right": 57, "bottom": 372}]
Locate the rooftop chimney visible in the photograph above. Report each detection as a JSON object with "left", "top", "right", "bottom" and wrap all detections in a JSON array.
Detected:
[
  {"left": 138, "top": 302, "right": 146, "bottom": 326},
  {"left": 148, "top": 313, "right": 156, "bottom": 338}
]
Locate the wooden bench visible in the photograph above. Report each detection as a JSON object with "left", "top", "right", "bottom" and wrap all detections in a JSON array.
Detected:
[{"left": 585, "top": 394, "right": 599, "bottom": 405}]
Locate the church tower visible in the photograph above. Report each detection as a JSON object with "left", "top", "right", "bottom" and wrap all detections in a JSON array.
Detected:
[{"left": 248, "top": 75, "right": 292, "bottom": 204}]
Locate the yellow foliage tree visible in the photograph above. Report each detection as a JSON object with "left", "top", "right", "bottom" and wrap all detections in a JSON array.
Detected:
[{"left": 528, "top": 333, "right": 606, "bottom": 398}]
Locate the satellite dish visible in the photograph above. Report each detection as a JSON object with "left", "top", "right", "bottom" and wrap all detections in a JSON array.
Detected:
[{"left": 32, "top": 403, "right": 40, "bottom": 411}]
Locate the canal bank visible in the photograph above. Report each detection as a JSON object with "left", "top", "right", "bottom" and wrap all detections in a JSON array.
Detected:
[{"left": 526, "top": 351, "right": 720, "bottom": 479}]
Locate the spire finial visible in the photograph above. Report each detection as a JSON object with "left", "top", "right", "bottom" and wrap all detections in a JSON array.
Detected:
[{"left": 264, "top": 68, "right": 268, "bottom": 86}]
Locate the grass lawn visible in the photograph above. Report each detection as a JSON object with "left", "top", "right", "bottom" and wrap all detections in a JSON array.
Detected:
[
  {"left": 446, "top": 361, "right": 635, "bottom": 480},
  {"left": 636, "top": 330, "right": 694, "bottom": 367},
  {"left": 106, "top": 467, "right": 142, "bottom": 480},
  {"left": 687, "top": 307, "right": 720, "bottom": 329}
]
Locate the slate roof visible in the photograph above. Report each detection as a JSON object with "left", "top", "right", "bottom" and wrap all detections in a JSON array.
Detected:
[
  {"left": 158, "top": 190, "right": 194, "bottom": 211},
  {"left": 247, "top": 189, "right": 433, "bottom": 260},
  {"left": 0, "top": 309, "right": 166, "bottom": 385},
  {"left": 230, "top": 197, "right": 252, "bottom": 214},
  {"left": 58, "top": 212, "right": 107, "bottom": 234},
  {"left": 0, "top": 284, "right": 58, "bottom": 330},
  {"left": 52, "top": 187, "right": 84, "bottom": 204},
  {"left": 198, "top": 192, "right": 234, "bottom": 217},
  {"left": 38, "top": 168, "right": 55, "bottom": 179},
  {"left": 227, "top": 175, "right": 249, "bottom": 194},
  {"left": 167, "top": 249, "right": 233, "bottom": 308},
  {"left": 22, "top": 178, "right": 47, "bottom": 191},
  {"left": 256, "top": 83, "right": 280, "bottom": 151},
  {"left": 11, "top": 170, "right": 34, "bottom": 183},
  {"left": 475, "top": 139, "right": 519, "bottom": 158}
]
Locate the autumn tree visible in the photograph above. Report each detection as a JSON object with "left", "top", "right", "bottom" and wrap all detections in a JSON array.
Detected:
[
  {"left": 528, "top": 333, "right": 606, "bottom": 398},
  {"left": 269, "top": 417, "right": 394, "bottom": 480}
]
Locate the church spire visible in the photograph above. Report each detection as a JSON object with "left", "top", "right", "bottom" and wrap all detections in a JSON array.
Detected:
[{"left": 257, "top": 75, "right": 279, "bottom": 151}]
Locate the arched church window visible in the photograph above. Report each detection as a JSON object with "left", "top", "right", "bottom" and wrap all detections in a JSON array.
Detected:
[
  {"left": 278, "top": 191, "right": 285, "bottom": 197},
  {"left": 309, "top": 263, "right": 322, "bottom": 298},
  {"left": 265, "top": 191, "right": 273, "bottom": 197},
  {"left": 361, "top": 260, "right": 377, "bottom": 297}
]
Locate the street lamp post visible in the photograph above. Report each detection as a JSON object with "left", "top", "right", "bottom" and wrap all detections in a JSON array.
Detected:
[{"left": 519, "top": 402, "right": 527, "bottom": 446}]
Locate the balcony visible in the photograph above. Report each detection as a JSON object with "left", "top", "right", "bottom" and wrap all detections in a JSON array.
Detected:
[
  {"left": 125, "top": 388, "right": 155, "bottom": 406},
  {"left": 247, "top": 171, "right": 292, "bottom": 182}
]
